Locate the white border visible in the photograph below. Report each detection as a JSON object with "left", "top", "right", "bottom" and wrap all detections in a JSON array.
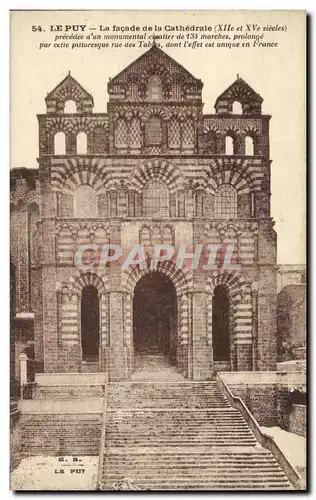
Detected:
[{"left": 2, "top": 2, "right": 312, "bottom": 498}]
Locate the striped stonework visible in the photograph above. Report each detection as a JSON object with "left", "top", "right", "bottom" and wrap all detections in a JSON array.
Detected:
[
  {"left": 56, "top": 271, "right": 108, "bottom": 365},
  {"left": 59, "top": 293, "right": 79, "bottom": 346},
  {"left": 130, "top": 159, "right": 184, "bottom": 195},
  {"left": 205, "top": 270, "right": 245, "bottom": 347},
  {"left": 122, "top": 259, "right": 193, "bottom": 298},
  {"left": 51, "top": 158, "right": 107, "bottom": 195}
]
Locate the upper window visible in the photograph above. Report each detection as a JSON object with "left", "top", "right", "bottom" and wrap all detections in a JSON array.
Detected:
[
  {"left": 143, "top": 180, "right": 169, "bottom": 218},
  {"left": 147, "top": 76, "right": 162, "bottom": 101},
  {"left": 215, "top": 185, "right": 237, "bottom": 219},
  {"left": 115, "top": 118, "right": 128, "bottom": 148},
  {"left": 145, "top": 117, "right": 162, "bottom": 146},
  {"left": 74, "top": 185, "right": 97, "bottom": 218},
  {"left": 245, "top": 136, "right": 254, "bottom": 156},
  {"left": 77, "top": 132, "right": 87, "bottom": 155},
  {"left": 225, "top": 135, "right": 235, "bottom": 155},
  {"left": 232, "top": 101, "right": 243, "bottom": 114},
  {"left": 129, "top": 83, "right": 139, "bottom": 101},
  {"left": 64, "top": 100, "right": 77, "bottom": 113},
  {"left": 171, "top": 84, "right": 182, "bottom": 100},
  {"left": 54, "top": 131, "right": 66, "bottom": 155}
]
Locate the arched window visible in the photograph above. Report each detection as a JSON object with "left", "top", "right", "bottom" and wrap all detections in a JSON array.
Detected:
[
  {"left": 54, "top": 131, "right": 66, "bottom": 155},
  {"left": 115, "top": 118, "right": 128, "bottom": 148},
  {"left": 168, "top": 119, "right": 180, "bottom": 149},
  {"left": 232, "top": 101, "right": 243, "bottom": 114},
  {"left": 215, "top": 185, "right": 237, "bottom": 219},
  {"left": 212, "top": 285, "right": 230, "bottom": 361},
  {"left": 171, "top": 83, "right": 182, "bottom": 100},
  {"left": 182, "top": 119, "right": 195, "bottom": 149},
  {"left": 81, "top": 285, "right": 99, "bottom": 361},
  {"left": 162, "top": 227, "right": 173, "bottom": 245},
  {"left": 64, "top": 100, "right": 77, "bottom": 113},
  {"left": 245, "top": 135, "right": 254, "bottom": 156},
  {"left": 76, "top": 132, "right": 87, "bottom": 155},
  {"left": 225, "top": 135, "right": 235, "bottom": 155},
  {"left": 140, "top": 227, "right": 151, "bottom": 246},
  {"left": 147, "top": 75, "right": 162, "bottom": 101},
  {"left": 129, "top": 118, "right": 142, "bottom": 149},
  {"left": 145, "top": 116, "right": 162, "bottom": 146},
  {"left": 74, "top": 185, "right": 97, "bottom": 218},
  {"left": 143, "top": 180, "right": 169, "bottom": 218},
  {"left": 152, "top": 226, "right": 161, "bottom": 245},
  {"left": 129, "top": 83, "right": 139, "bottom": 101}
]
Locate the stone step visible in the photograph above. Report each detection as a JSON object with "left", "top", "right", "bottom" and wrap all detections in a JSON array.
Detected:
[
  {"left": 104, "top": 457, "right": 280, "bottom": 468},
  {"left": 102, "top": 470, "right": 292, "bottom": 479},
  {"left": 101, "top": 476, "right": 293, "bottom": 490},
  {"left": 106, "top": 440, "right": 258, "bottom": 447},
  {"left": 100, "top": 380, "right": 293, "bottom": 491}
]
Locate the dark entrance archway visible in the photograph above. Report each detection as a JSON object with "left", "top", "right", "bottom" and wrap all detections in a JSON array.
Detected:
[
  {"left": 133, "top": 272, "right": 177, "bottom": 363},
  {"left": 212, "top": 285, "right": 230, "bottom": 362},
  {"left": 81, "top": 285, "right": 99, "bottom": 362}
]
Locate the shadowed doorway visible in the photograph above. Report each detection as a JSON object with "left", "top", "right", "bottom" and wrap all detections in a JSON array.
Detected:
[
  {"left": 212, "top": 285, "right": 230, "bottom": 362},
  {"left": 133, "top": 272, "right": 177, "bottom": 364},
  {"left": 81, "top": 285, "right": 100, "bottom": 362}
]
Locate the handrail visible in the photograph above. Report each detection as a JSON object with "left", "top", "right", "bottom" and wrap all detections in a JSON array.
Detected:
[
  {"left": 96, "top": 373, "right": 108, "bottom": 491},
  {"left": 216, "top": 373, "right": 303, "bottom": 490}
]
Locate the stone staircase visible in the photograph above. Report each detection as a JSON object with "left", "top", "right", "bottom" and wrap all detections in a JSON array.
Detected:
[{"left": 99, "top": 381, "right": 293, "bottom": 490}]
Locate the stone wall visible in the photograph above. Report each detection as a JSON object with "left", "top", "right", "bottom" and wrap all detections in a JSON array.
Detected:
[
  {"left": 221, "top": 371, "right": 306, "bottom": 430},
  {"left": 10, "top": 414, "right": 21, "bottom": 472},
  {"left": 289, "top": 405, "right": 306, "bottom": 437},
  {"left": 21, "top": 414, "right": 102, "bottom": 456}
]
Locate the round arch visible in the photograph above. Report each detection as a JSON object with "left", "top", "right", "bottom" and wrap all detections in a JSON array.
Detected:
[{"left": 130, "top": 159, "right": 184, "bottom": 195}]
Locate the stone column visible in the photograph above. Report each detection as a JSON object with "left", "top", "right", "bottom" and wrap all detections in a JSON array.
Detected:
[
  {"left": 107, "top": 221, "right": 128, "bottom": 381},
  {"left": 235, "top": 285, "right": 253, "bottom": 371},
  {"left": 19, "top": 353, "right": 28, "bottom": 386},
  {"left": 108, "top": 291, "right": 128, "bottom": 381},
  {"left": 192, "top": 291, "right": 212, "bottom": 380}
]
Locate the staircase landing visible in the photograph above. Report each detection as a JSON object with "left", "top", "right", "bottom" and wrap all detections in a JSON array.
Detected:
[{"left": 132, "top": 354, "right": 184, "bottom": 381}]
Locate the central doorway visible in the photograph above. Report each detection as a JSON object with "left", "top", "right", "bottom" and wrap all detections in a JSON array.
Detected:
[{"left": 133, "top": 272, "right": 177, "bottom": 364}]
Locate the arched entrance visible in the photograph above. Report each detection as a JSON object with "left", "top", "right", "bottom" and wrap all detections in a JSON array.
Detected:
[
  {"left": 133, "top": 272, "right": 177, "bottom": 364},
  {"left": 81, "top": 285, "right": 100, "bottom": 362},
  {"left": 212, "top": 285, "right": 230, "bottom": 363}
]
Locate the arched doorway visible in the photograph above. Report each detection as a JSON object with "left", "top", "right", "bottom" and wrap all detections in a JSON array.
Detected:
[
  {"left": 212, "top": 285, "right": 230, "bottom": 363},
  {"left": 133, "top": 272, "right": 177, "bottom": 364},
  {"left": 81, "top": 285, "right": 100, "bottom": 362}
]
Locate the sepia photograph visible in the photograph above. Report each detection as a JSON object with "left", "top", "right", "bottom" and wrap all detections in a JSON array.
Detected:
[{"left": 9, "top": 9, "right": 306, "bottom": 491}]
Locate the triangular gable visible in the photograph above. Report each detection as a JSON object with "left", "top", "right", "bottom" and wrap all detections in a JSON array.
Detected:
[
  {"left": 215, "top": 77, "right": 263, "bottom": 106},
  {"left": 46, "top": 73, "right": 94, "bottom": 102},
  {"left": 109, "top": 44, "right": 203, "bottom": 88}
]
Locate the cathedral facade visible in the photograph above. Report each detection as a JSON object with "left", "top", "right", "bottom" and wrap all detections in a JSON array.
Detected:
[{"left": 10, "top": 44, "right": 277, "bottom": 382}]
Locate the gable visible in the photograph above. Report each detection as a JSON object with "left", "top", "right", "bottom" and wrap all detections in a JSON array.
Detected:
[
  {"left": 215, "top": 77, "right": 263, "bottom": 106},
  {"left": 108, "top": 45, "right": 203, "bottom": 90},
  {"left": 46, "top": 73, "right": 94, "bottom": 103}
]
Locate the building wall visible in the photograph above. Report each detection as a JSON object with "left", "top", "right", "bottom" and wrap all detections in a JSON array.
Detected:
[{"left": 11, "top": 45, "right": 278, "bottom": 380}]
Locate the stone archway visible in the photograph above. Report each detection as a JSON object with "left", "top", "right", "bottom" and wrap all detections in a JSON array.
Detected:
[
  {"left": 133, "top": 272, "right": 177, "bottom": 363},
  {"left": 123, "top": 261, "right": 192, "bottom": 378}
]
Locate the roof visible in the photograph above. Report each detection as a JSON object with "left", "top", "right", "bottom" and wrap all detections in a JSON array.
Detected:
[
  {"left": 215, "top": 76, "right": 263, "bottom": 106},
  {"left": 109, "top": 44, "right": 203, "bottom": 88},
  {"left": 45, "top": 73, "right": 94, "bottom": 101}
]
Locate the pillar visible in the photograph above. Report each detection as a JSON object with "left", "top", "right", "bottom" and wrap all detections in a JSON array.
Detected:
[
  {"left": 19, "top": 353, "right": 28, "bottom": 386},
  {"left": 192, "top": 291, "right": 212, "bottom": 380}
]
